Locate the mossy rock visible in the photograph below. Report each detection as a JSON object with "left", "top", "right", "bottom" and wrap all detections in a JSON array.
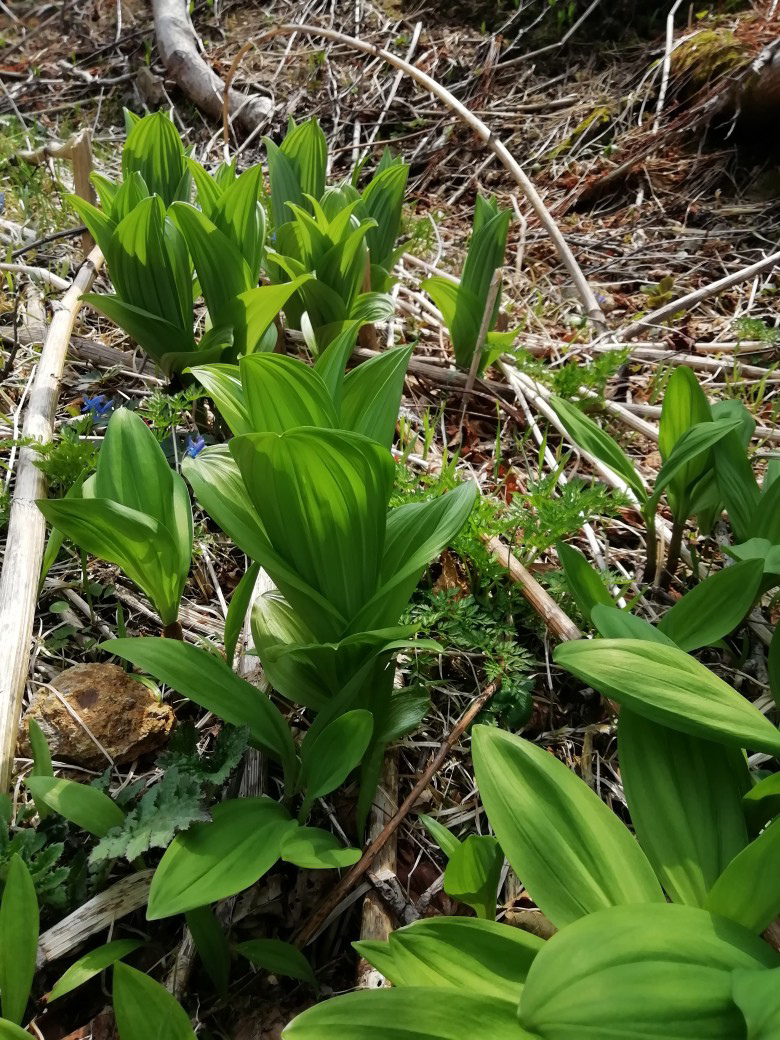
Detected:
[{"left": 669, "top": 28, "right": 750, "bottom": 96}]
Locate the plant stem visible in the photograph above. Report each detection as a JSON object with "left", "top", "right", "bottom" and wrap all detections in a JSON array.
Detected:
[
  {"left": 642, "top": 513, "right": 658, "bottom": 584},
  {"left": 661, "top": 519, "right": 684, "bottom": 589}
]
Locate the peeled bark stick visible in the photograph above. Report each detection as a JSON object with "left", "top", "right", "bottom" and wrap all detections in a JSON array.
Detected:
[
  {"left": 37, "top": 870, "right": 153, "bottom": 968},
  {"left": 255, "top": 23, "right": 606, "bottom": 331},
  {"left": 0, "top": 245, "right": 103, "bottom": 793},
  {"left": 294, "top": 677, "right": 502, "bottom": 948},
  {"left": 153, "top": 0, "right": 271, "bottom": 134},
  {"left": 484, "top": 536, "right": 582, "bottom": 643},
  {"left": 18, "top": 130, "right": 96, "bottom": 256}
]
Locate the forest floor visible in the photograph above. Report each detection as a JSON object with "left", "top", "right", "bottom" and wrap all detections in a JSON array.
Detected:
[{"left": 1, "top": 0, "right": 779, "bottom": 1037}]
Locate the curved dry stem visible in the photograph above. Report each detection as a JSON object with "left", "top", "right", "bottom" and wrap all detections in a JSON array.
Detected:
[{"left": 255, "top": 23, "right": 607, "bottom": 332}]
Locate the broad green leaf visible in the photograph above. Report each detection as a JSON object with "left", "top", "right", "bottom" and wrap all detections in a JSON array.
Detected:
[
  {"left": 554, "top": 639, "right": 780, "bottom": 756},
  {"left": 355, "top": 917, "right": 542, "bottom": 1002},
  {"left": 556, "top": 541, "right": 613, "bottom": 625},
  {"left": 230, "top": 429, "right": 394, "bottom": 634},
  {"left": 353, "top": 481, "right": 477, "bottom": 633},
  {"left": 36, "top": 497, "right": 182, "bottom": 625},
  {"left": 265, "top": 141, "right": 304, "bottom": 231},
  {"left": 472, "top": 726, "right": 663, "bottom": 928},
  {"left": 48, "top": 939, "right": 143, "bottom": 1001},
  {"left": 212, "top": 164, "right": 266, "bottom": 281},
  {"left": 340, "top": 345, "right": 412, "bottom": 448},
  {"left": 313, "top": 321, "right": 362, "bottom": 409},
  {"left": 189, "top": 363, "right": 251, "bottom": 436},
  {"left": 239, "top": 354, "right": 337, "bottom": 433},
  {"left": 233, "top": 276, "right": 313, "bottom": 357},
  {"left": 650, "top": 417, "right": 743, "bottom": 514},
  {"left": 658, "top": 366, "right": 712, "bottom": 518},
  {"left": 89, "top": 172, "right": 120, "bottom": 215},
  {"left": 25, "top": 777, "right": 124, "bottom": 838},
  {"left": 27, "top": 717, "right": 53, "bottom": 820},
  {"left": 280, "top": 118, "right": 327, "bottom": 204},
  {"left": 619, "top": 709, "right": 749, "bottom": 906},
  {"left": 713, "top": 432, "right": 761, "bottom": 543},
  {"left": 362, "top": 162, "right": 409, "bottom": 278},
  {"left": 707, "top": 817, "right": 780, "bottom": 932},
  {"left": 147, "top": 798, "right": 295, "bottom": 919},
  {"left": 591, "top": 605, "right": 675, "bottom": 645},
  {"left": 223, "top": 561, "right": 260, "bottom": 668},
  {"left": 68, "top": 194, "right": 116, "bottom": 257},
  {"left": 113, "top": 962, "right": 195, "bottom": 1040},
  {"left": 121, "top": 110, "right": 186, "bottom": 207},
  {"left": 419, "top": 813, "right": 462, "bottom": 859},
  {"left": 0, "top": 1022, "right": 37, "bottom": 1040},
  {"left": 185, "top": 906, "right": 230, "bottom": 997},
  {"left": 235, "top": 939, "right": 316, "bottom": 987},
  {"left": 658, "top": 559, "right": 763, "bottom": 650},
  {"left": 549, "top": 396, "right": 647, "bottom": 503},
  {"left": 443, "top": 835, "right": 503, "bottom": 920},
  {"left": 520, "top": 903, "right": 779, "bottom": 1040},
  {"left": 732, "top": 968, "right": 780, "bottom": 1039},
  {"left": 283, "top": 987, "right": 532, "bottom": 1040},
  {"left": 750, "top": 472, "right": 780, "bottom": 544},
  {"left": 79, "top": 294, "right": 195, "bottom": 368},
  {"left": 0, "top": 856, "right": 37, "bottom": 1024},
  {"left": 280, "top": 826, "right": 362, "bottom": 869},
  {"left": 743, "top": 773, "right": 780, "bottom": 835},
  {"left": 298, "top": 710, "right": 373, "bottom": 818},
  {"left": 103, "top": 638, "right": 296, "bottom": 789},
  {"left": 186, "top": 158, "right": 222, "bottom": 218}
]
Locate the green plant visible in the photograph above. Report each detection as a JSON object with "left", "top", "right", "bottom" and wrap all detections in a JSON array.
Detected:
[
  {"left": 0, "top": 855, "right": 38, "bottom": 1026},
  {"left": 423, "top": 195, "right": 516, "bottom": 371},
  {"left": 37, "top": 408, "right": 193, "bottom": 635},
  {"left": 283, "top": 632, "right": 780, "bottom": 1039}
]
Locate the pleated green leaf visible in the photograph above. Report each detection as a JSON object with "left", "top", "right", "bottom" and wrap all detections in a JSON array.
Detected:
[
  {"left": 472, "top": 726, "right": 663, "bottom": 928},
  {"left": 354, "top": 917, "right": 542, "bottom": 1003},
  {"left": 239, "top": 354, "right": 337, "bottom": 433},
  {"left": 555, "top": 639, "right": 780, "bottom": 756},
  {"left": 732, "top": 968, "right": 780, "bottom": 1039},
  {"left": 707, "top": 817, "right": 780, "bottom": 932},
  {"left": 121, "top": 110, "right": 187, "bottom": 207},
  {"left": 212, "top": 164, "right": 266, "bottom": 281},
  {"left": 113, "top": 962, "right": 195, "bottom": 1040},
  {"left": 340, "top": 345, "right": 412, "bottom": 448},
  {"left": 658, "top": 558, "right": 763, "bottom": 650},
  {"left": 223, "top": 561, "right": 260, "bottom": 668},
  {"left": 189, "top": 364, "right": 251, "bottom": 436},
  {"left": 80, "top": 294, "right": 195, "bottom": 366},
  {"left": 147, "top": 798, "right": 295, "bottom": 919},
  {"left": 650, "top": 417, "right": 742, "bottom": 514},
  {"left": 619, "top": 709, "right": 749, "bottom": 906},
  {"left": 520, "top": 904, "right": 779, "bottom": 1040},
  {"left": 0, "top": 856, "right": 38, "bottom": 1025}
]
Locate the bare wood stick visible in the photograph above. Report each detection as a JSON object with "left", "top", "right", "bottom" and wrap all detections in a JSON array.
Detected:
[
  {"left": 37, "top": 870, "right": 153, "bottom": 968},
  {"left": 18, "top": 130, "right": 96, "bottom": 256},
  {"left": 294, "top": 677, "right": 502, "bottom": 948},
  {"left": 0, "top": 245, "right": 103, "bottom": 793},
  {"left": 153, "top": 0, "right": 271, "bottom": 135},
  {"left": 484, "top": 536, "right": 582, "bottom": 642},
  {"left": 613, "top": 249, "right": 780, "bottom": 343},
  {"left": 256, "top": 24, "right": 606, "bottom": 331}
]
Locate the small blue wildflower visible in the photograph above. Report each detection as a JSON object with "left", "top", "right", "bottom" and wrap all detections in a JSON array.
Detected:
[
  {"left": 185, "top": 434, "right": 206, "bottom": 458},
  {"left": 81, "top": 394, "right": 114, "bottom": 420}
]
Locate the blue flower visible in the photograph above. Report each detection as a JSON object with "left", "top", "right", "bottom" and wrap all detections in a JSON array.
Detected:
[
  {"left": 81, "top": 394, "right": 114, "bottom": 419},
  {"left": 185, "top": 434, "right": 205, "bottom": 458}
]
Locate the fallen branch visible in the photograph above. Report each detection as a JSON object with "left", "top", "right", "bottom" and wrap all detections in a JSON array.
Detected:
[
  {"left": 294, "top": 677, "right": 502, "bottom": 948},
  {"left": 153, "top": 0, "right": 271, "bottom": 135},
  {"left": 255, "top": 23, "right": 606, "bottom": 331},
  {"left": 18, "top": 130, "right": 96, "bottom": 256},
  {"left": 0, "top": 245, "right": 103, "bottom": 793}
]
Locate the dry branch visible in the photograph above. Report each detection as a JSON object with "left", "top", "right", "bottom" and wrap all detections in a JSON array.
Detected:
[
  {"left": 153, "top": 0, "right": 271, "bottom": 134},
  {"left": 18, "top": 130, "right": 96, "bottom": 255},
  {"left": 255, "top": 23, "right": 606, "bottom": 331},
  {"left": 0, "top": 246, "right": 103, "bottom": 793}
]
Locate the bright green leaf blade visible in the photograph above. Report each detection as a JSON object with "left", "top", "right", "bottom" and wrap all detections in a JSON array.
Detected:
[
  {"left": 354, "top": 917, "right": 541, "bottom": 1003},
  {"left": 95, "top": 408, "right": 172, "bottom": 528},
  {"left": 68, "top": 195, "right": 116, "bottom": 257},
  {"left": 224, "top": 561, "right": 261, "bottom": 668},
  {"left": 280, "top": 826, "right": 362, "bottom": 869},
  {"left": 619, "top": 709, "right": 749, "bottom": 907},
  {"left": 658, "top": 366, "right": 713, "bottom": 516},
  {"left": 554, "top": 639, "right": 780, "bottom": 756},
  {"left": 103, "top": 638, "right": 296, "bottom": 788},
  {"left": 340, "top": 345, "right": 412, "bottom": 448},
  {"left": 80, "top": 294, "right": 194, "bottom": 365},
  {"left": 591, "top": 605, "right": 675, "bottom": 645},
  {"left": 27, "top": 717, "right": 53, "bottom": 820},
  {"left": 743, "top": 773, "right": 780, "bottom": 836},
  {"left": 48, "top": 939, "right": 143, "bottom": 1001},
  {"left": 212, "top": 164, "right": 266, "bottom": 281},
  {"left": 550, "top": 395, "right": 647, "bottom": 502},
  {"left": 732, "top": 967, "right": 780, "bottom": 1039},
  {"left": 189, "top": 364, "right": 251, "bottom": 436},
  {"left": 707, "top": 817, "right": 780, "bottom": 932},
  {"left": 239, "top": 354, "right": 337, "bottom": 433},
  {"left": 282, "top": 987, "right": 534, "bottom": 1040},
  {"left": 113, "top": 962, "right": 194, "bottom": 1040},
  {"left": 658, "top": 559, "right": 763, "bottom": 651},
  {"left": 651, "top": 417, "right": 743, "bottom": 513},
  {"left": 520, "top": 903, "right": 779, "bottom": 1040},
  {"left": 147, "top": 798, "right": 294, "bottom": 919},
  {"left": 443, "top": 835, "right": 503, "bottom": 919},
  {"left": 298, "top": 710, "right": 373, "bottom": 816},
  {"left": 25, "top": 777, "right": 124, "bottom": 838},
  {"left": 235, "top": 939, "right": 316, "bottom": 987},
  {"left": 0, "top": 1021, "right": 37, "bottom": 1040},
  {"left": 186, "top": 158, "right": 222, "bottom": 218},
  {"left": 472, "top": 726, "right": 663, "bottom": 928},
  {"left": 556, "top": 540, "right": 613, "bottom": 625},
  {"left": 121, "top": 110, "right": 186, "bottom": 207},
  {"left": 0, "top": 856, "right": 38, "bottom": 1024},
  {"left": 185, "top": 906, "right": 230, "bottom": 998},
  {"left": 419, "top": 813, "right": 462, "bottom": 859},
  {"left": 713, "top": 432, "right": 761, "bottom": 544}
]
